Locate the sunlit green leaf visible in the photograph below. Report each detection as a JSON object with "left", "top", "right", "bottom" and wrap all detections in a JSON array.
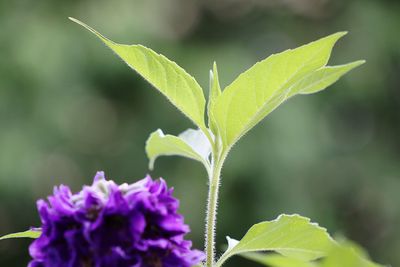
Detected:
[
  {"left": 322, "top": 241, "right": 384, "bottom": 267},
  {"left": 242, "top": 253, "right": 316, "bottom": 267},
  {"left": 216, "top": 214, "right": 336, "bottom": 266},
  {"left": 238, "top": 241, "right": 384, "bottom": 267},
  {"left": 288, "top": 61, "right": 365, "bottom": 97},
  {"left": 69, "top": 18, "right": 207, "bottom": 130},
  {"left": 0, "top": 229, "right": 41, "bottom": 240},
  {"left": 145, "top": 128, "right": 211, "bottom": 171},
  {"left": 211, "top": 32, "right": 363, "bottom": 151}
]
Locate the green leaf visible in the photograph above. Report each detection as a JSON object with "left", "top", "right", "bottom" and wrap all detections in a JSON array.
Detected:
[
  {"left": 208, "top": 62, "right": 222, "bottom": 135},
  {"left": 238, "top": 241, "right": 384, "bottom": 267},
  {"left": 145, "top": 128, "right": 211, "bottom": 171},
  {"left": 242, "top": 253, "right": 316, "bottom": 267},
  {"left": 69, "top": 18, "right": 207, "bottom": 130},
  {"left": 322, "top": 241, "right": 384, "bottom": 267},
  {"left": 210, "top": 32, "right": 363, "bottom": 150},
  {"left": 0, "top": 229, "right": 41, "bottom": 240},
  {"left": 288, "top": 60, "right": 365, "bottom": 97},
  {"left": 215, "top": 214, "right": 336, "bottom": 266}
]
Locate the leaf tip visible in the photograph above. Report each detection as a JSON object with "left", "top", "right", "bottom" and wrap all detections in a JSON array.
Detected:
[
  {"left": 323, "top": 31, "right": 348, "bottom": 44},
  {"left": 68, "top": 17, "right": 107, "bottom": 42},
  {"left": 213, "top": 61, "right": 219, "bottom": 74},
  {"left": 347, "top": 60, "right": 366, "bottom": 70},
  {"left": 0, "top": 235, "right": 11, "bottom": 240},
  {"left": 334, "top": 31, "right": 348, "bottom": 38},
  {"left": 145, "top": 129, "right": 164, "bottom": 171},
  {"left": 356, "top": 59, "right": 366, "bottom": 65},
  {"left": 155, "top": 128, "right": 165, "bottom": 137},
  {"left": 68, "top": 17, "right": 87, "bottom": 28},
  {"left": 68, "top": 16, "right": 78, "bottom": 22}
]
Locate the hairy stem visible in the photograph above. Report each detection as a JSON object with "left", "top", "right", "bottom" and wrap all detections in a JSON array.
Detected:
[{"left": 205, "top": 155, "right": 223, "bottom": 267}]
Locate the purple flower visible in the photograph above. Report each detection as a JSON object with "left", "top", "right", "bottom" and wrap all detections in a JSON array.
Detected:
[{"left": 29, "top": 172, "right": 204, "bottom": 267}]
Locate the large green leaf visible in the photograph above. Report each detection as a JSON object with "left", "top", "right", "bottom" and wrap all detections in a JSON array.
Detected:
[
  {"left": 210, "top": 32, "right": 363, "bottom": 150},
  {"left": 215, "top": 214, "right": 336, "bottom": 266},
  {"left": 69, "top": 18, "right": 206, "bottom": 130},
  {"left": 145, "top": 128, "right": 211, "bottom": 171},
  {"left": 0, "top": 229, "right": 41, "bottom": 240}
]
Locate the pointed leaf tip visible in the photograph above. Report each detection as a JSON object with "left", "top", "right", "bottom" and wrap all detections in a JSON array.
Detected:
[
  {"left": 68, "top": 17, "right": 108, "bottom": 42},
  {"left": 329, "top": 31, "right": 348, "bottom": 40},
  {"left": 337, "top": 31, "right": 348, "bottom": 37},
  {"left": 355, "top": 59, "right": 366, "bottom": 65},
  {"left": 68, "top": 17, "right": 88, "bottom": 28},
  {"left": 290, "top": 59, "right": 366, "bottom": 96},
  {"left": 0, "top": 229, "right": 41, "bottom": 240}
]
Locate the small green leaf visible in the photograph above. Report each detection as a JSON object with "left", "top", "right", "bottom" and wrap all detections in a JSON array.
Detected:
[
  {"left": 225, "top": 236, "right": 239, "bottom": 253},
  {"left": 145, "top": 128, "right": 211, "bottom": 171},
  {"left": 216, "top": 214, "right": 336, "bottom": 266},
  {"left": 288, "top": 60, "right": 365, "bottom": 97},
  {"left": 0, "top": 229, "right": 41, "bottom": 240},
  {"left": 211, "top": 32, "right": 363, "bottom": 151},
  {"left": 69, "top": 18, "right": 207, "bottom": 130},
  {"left": 208, "top": 62, "right": 222, "bottom": 135}
]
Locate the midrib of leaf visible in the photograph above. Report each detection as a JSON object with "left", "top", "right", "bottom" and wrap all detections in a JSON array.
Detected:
[
  {"left": 235, "top": 219, "right": 292, "bottom": 250},
  {"left": 158, "top": 142, "right": 199, "bottom": 159},
  {"left": 296, "top": 69, "right": 332, "bottom": 94},
  {"left": 233, "top": 247, "right": 327, "bottom": 255}
]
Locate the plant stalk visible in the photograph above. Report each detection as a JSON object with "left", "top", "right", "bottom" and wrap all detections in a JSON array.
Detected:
[{"left": 205, "top": 156, "right": 223, "bottom": 267}]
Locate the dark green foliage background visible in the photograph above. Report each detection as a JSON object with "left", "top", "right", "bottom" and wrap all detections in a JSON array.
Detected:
[{"left": 0, "top": 0, "right": 399, "bottom": 266}]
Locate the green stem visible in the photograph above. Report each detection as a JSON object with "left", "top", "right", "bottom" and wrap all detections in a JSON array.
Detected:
[{"left": 205, "top": 152, "right": 224, "bottom": 267}]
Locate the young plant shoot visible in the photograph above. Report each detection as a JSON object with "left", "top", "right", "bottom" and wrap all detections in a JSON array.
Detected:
[{"left": 1, "top": 18, "right": 385, "bottom": 267}]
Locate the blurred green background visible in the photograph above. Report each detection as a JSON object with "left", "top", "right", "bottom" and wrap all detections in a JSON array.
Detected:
[{"left": 0, "top": 0, "right": 399, "bottom": 266}]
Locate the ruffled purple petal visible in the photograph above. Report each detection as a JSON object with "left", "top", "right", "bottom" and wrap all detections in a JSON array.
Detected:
[{"left": 28, "top": 172, "right": 204, "bottom": 267}]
